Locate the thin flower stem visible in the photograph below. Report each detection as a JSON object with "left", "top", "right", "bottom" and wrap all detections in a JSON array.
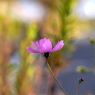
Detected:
[
  {"left": 46, "top": 60, "right": 68, "bottom": 95},
  {"left": 76, "top": 83, "right": 80, "bottom": 95}
]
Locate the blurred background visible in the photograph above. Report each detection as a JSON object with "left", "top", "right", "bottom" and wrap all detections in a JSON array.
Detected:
[{"left": 0, "top": 0, "right": 95, "bottom": 95}]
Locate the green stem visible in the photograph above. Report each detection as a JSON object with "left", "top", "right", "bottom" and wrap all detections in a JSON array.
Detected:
[
  {"left": 46, "top": 60, "right": 68, "bottom": 95},
  {"left": 76, "top": 83, "right": 80, "bottom": 95}
]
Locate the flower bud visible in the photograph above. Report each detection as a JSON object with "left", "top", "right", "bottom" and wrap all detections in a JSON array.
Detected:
[{"left": 78, "top": 78, "right": 84, "bottom": 84}]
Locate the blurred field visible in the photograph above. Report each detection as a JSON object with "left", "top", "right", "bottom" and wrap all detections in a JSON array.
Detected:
[{"left": 0, "top": 0, "right": 95, "bottom": 95}]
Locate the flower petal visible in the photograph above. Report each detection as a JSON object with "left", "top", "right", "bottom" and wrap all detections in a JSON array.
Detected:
[
  {"left": 26, "top": 46, "right": 41, "bottom": 53},
  {"left": 36, "top": 41, "right": 39, "bottom": 48},
  {"left": 39, "top": 38, "right": 52, "bottom": 53},
  {"left": 46, "top": 39, "right": 52, "bottom": 50},
  {"left": 50, "top": 40, "right": 64, "bottom": 53},
  {"left": 39, "top": 38, "right": 46, "bottom": 48},
  {"left": 31, "top": 41, "right": 38, "bottom": 49}
]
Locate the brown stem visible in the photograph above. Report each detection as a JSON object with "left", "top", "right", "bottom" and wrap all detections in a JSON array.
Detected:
[
  {"left": 46, "top": 60, "right": 68, "bottom": 95},
  {"left": 76, "top": 83, "right": 80, "bottom": 95}
]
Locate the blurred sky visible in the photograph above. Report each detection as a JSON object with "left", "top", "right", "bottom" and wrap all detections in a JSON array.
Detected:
[
  {"left": 11, "top": 1, "right": 46, "bottom": 22},
  {"left": 75, "top": 0, "right": 95, "bottom": 20},
  {"left": 11, "top": 0, "right": 95, "bottom": 22},
  {"left": 1, "top": 0, "right": 95, "bottom": 22}
]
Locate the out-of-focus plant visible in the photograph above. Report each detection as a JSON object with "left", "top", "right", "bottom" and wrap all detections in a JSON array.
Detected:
[
  {"left": 36, "top": 0, "right": 77, "bottom": 94},
  {"left": 0, "top": 12, "right": 38, "bottom": 95},
  {"left": 88, "top": 37, "right": 95, "bottom": 57},
  {"left": 0, "top": 15, "right": 23, "bottom": 95},
  {"left": 88, "top": 37, "right": 95, "bottom": 74},
  {"left": 76, "top": 37, "right": 95, "bottom": 76},
  {"left": 76, "top": 66, "right": 89, "bottom": 73},
  {"left": 0, "top": 0, "right": 82, "bottom": 95},
  {"left": 40, "top": 0, "right": 76, "bottom": 64}
]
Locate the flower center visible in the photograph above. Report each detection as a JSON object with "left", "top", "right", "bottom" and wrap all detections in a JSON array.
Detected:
[{"left": 44, "top": 52, "right": 49, "bottom": 58}]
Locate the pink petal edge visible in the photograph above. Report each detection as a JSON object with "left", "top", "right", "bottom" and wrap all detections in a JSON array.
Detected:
[
  {"left": 31, "top": 41, "right": 38, "bottom": 49},
  {"left": 26, "top": 46, "right": 41, "bottom": 53},
  {"left": 50, "top": 40, "right": 64, "bottom": 53}
]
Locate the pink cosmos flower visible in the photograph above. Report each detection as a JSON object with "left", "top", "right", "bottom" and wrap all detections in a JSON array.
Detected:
[{"left": 26, "top": 38, "right": 64, "bottom": 58}]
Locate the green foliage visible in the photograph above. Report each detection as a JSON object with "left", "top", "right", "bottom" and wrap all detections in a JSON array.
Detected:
[
  {"left": 27, "top": 24, "right": 37, "bottom": 40},
  {"left": 0, "top": 0, "right": 80, "bottom": 95}
]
